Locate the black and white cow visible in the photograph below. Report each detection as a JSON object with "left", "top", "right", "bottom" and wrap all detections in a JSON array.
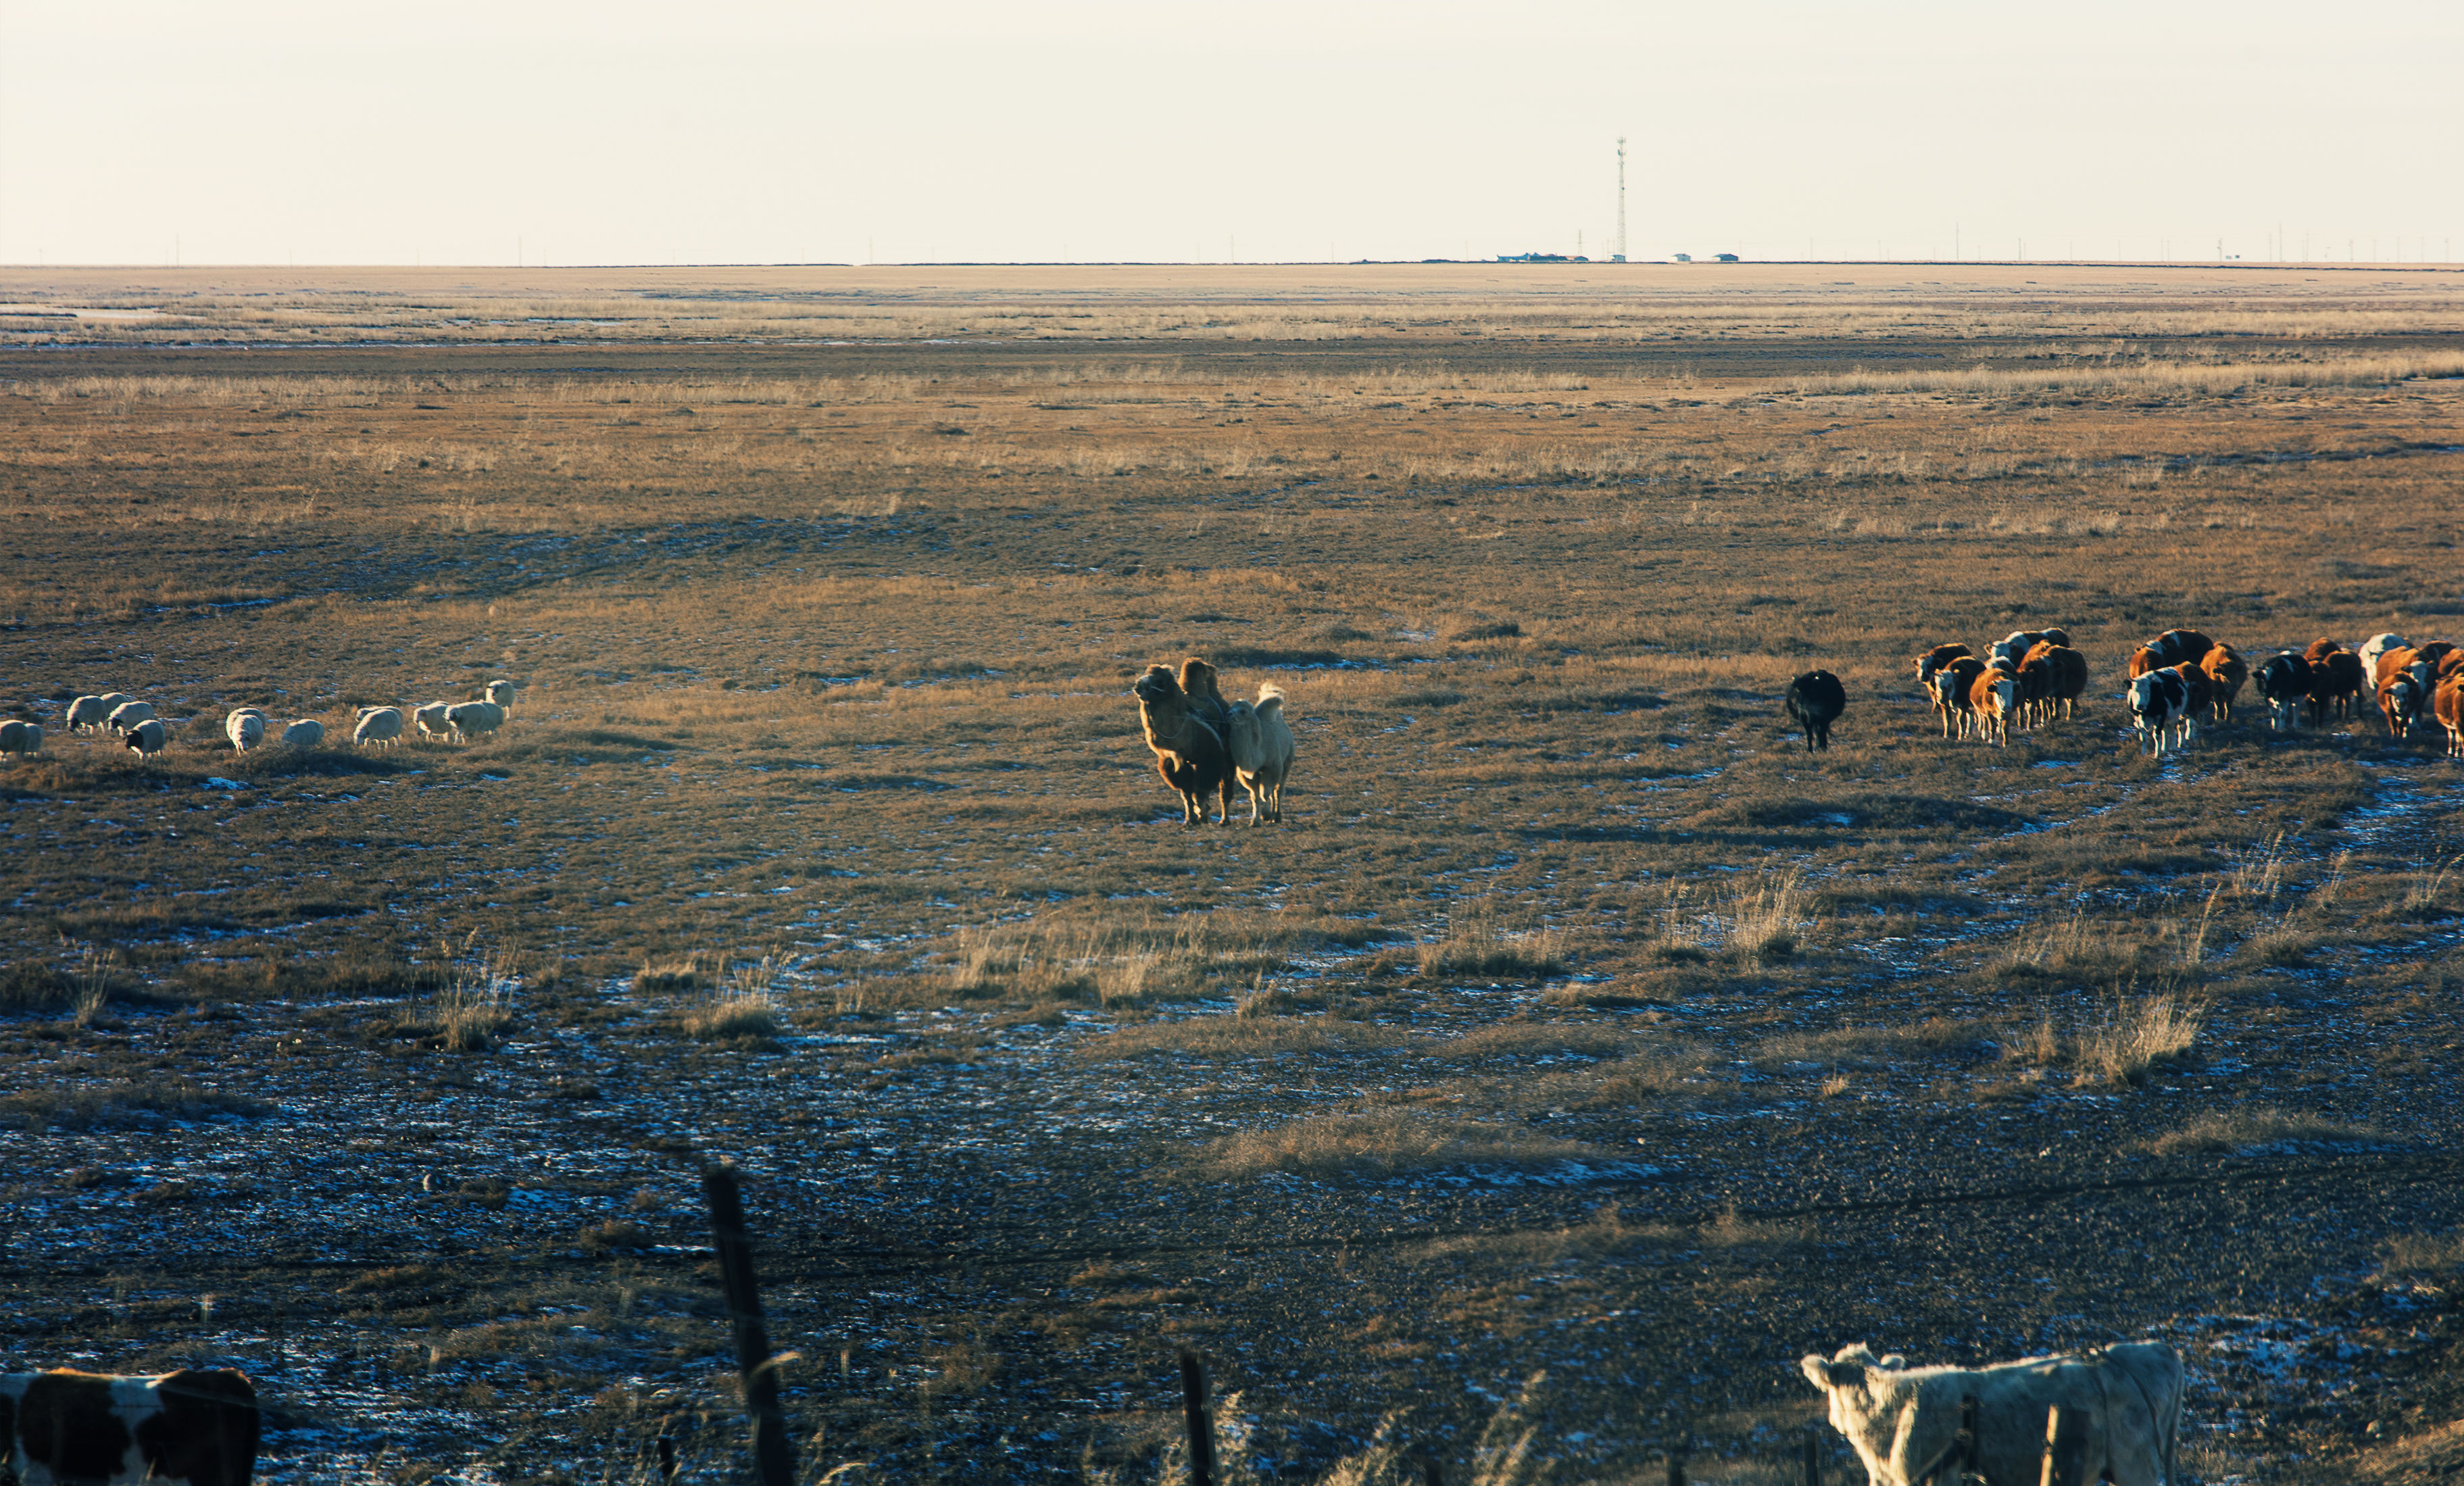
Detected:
[
  {"left": 2252, "top": 651, "right": 2312, "bottom": 731},
  {"left": 2128, "top": 668, "right": 2195, "bottom": 756},
  {"left": 0, "top": 1368, "right": 257, "bottom": 1486}
]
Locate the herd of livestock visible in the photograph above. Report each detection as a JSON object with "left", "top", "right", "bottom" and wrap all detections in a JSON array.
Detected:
[
  {"left": 1899, "top": 624, "right": 2464, "bottom": 759},
  {"left": 0, "top": 679, "right": 522, "bottom": 762}
]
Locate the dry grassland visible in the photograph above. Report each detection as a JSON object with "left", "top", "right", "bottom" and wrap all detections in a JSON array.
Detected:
[{"left": 1, "top": 267, "right": 2462, "bottom": 1483}]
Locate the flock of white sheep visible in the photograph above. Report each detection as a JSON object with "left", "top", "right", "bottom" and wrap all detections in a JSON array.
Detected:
[{"left": 15, "top": 678, "right": 520, "bottom": 761}]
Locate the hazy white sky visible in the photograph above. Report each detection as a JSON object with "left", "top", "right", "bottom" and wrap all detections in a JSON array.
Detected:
[{"left": 5, "top": 1, "right": 2459, "bottom": 267}]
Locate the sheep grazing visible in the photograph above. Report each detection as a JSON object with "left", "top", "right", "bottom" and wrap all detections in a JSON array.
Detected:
[
  {"left": 0, "top": 720, "right": 41, "bottom": 758},
  {"left": 485, "top": 678, "right": 517, "bottom": 710},
  {"left": 413, "top": 702, "right": 453, "bottom": 741},
  {"left": 444, "top": 699, "right": 505, "bottom": 742},
  {"left": 226, "top": 709, "right": 267, "bottom": 753},
  {"left": 1223, "top": 683, "right": 1297, "bottom": 824},
  {"left": 1133, "top": 664, "right": 1233, "bottom": 826},
  {"left": 1783, "top": 670, "right": 1847, "bottom": 751},
  {"left": 106, "top": 700, "right": 157, "bottom": 736},
  {"left": 126, "top": 718, "right": 168, "bottom": 758},
  {"left": 353, "top": 706, "right": 405, "bottom": 748},
  {"left": 66, "top": 695, "right": 114, "bottom": 733},
  {"left": 280, "top": 719, "right": 324, "bottom": 749}
]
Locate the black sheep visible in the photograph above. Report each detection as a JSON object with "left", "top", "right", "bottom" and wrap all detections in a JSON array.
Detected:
[{"left": 1784, "top": 670, "right": 1847, "bottom": 752}]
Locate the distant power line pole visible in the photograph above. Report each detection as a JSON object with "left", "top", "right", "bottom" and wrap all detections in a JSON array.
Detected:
[{"left": 1614, "top": 137, "right": 1629, "bottom": 262}]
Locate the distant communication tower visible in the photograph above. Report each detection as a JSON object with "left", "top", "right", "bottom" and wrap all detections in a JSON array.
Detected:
[{"left": 1613, "top": 137, "right": 1629, "bottom": 262}]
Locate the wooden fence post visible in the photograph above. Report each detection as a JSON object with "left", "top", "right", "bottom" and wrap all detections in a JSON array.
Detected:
[
  {"left": 1179, "top": 1350, "right": 1215, "bottom": 1486},
  {"left": 704, "top": 1164, "right": 795, "bottom": 1486},
  {"left": 1802, "top": 1429, "right": 1821, "bottom": 1485},
  {"left": 2038, "top": 1404, "right": 2089, "bottom": 1486},
  {"left": 1667, "top": 1451, "right": 1686, "bottom": 1486}
]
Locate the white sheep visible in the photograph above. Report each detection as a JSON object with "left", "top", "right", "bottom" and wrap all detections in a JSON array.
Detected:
[
  {"left": 1223, "top": 683, "right": 1296, "bottom": 825},
  {"left": 280, "top": 719, "right": 324, "bottom": 749},
  {"left": 226, "top": 710, "right": 267, "bottom": 752},
  {"left": 125, "top": 718, "right": 168, "bottom": 757},
  {"left": 353, "top": 706, "right": 405, "bottom": 748},
  {"left": 443, "top": 699, "right": 504, "bottom": 741},
  {"left": 485, "top": 678, "right": 517, "bottom": 710},
  {"left": 413, "top": 701, "right": 453, "bottom": 741},
  {"left": 0, "top": 720, "right": 41, "bottom": 758},
  {"left": 107, "top": 701, "right": 157, "bottom": 735},
  {"left": 66, "top": 695, "right": 112, "bottom": 733}
]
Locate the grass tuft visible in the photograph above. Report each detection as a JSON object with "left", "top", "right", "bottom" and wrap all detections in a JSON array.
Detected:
[{"left": 1185, "top": 1110, "right": 1600, "bottom": 1179}]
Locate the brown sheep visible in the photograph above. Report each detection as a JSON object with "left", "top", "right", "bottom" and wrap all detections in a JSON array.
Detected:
[{"left": 1133, "top": 665, "right": 1233, "bottom": 826}]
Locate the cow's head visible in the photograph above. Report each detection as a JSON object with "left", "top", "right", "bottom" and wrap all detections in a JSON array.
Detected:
[{"left": 1799, "top": 1345, "right": 1913, "bottom": 1466}]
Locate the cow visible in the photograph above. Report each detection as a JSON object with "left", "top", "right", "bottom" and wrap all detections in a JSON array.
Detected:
[
  {"left": 2435, "top": 645, "right": 2464, "bottom": 684},
  {"left": 2357, "top": 632, "right": 2409, "bottom": 693},
  {"left": 1915, "top": 643, "right": 1973, "bottom": 697},
  {"left": 2437, "top": 672, "right": 2464, "bottom": 760},
  {"left": 2381, "top": 670, "right": 2429, "bottom": 739},
  {"left": 2127, "top": 628, "right": 2215, "bottom": 678},
  {"left": 2031, "top": 643, "right": 2089, "bottom": 722},
  {"left": 2173, "top": 661, "right": 2215, "bottom": 723},
  {"left": 2129, "top": 668, "right": 2194, "bottom": 756},
  {"left": 2014, "top": 651, "right": 2054, "bottom": 728},
  {"left": 0, "top": 1367, "right": 258, "bottom": 1486},
  {"left": 1783, "top": 670, "right": 1846, "bottom": 752},
  {"left": 1934, "top": 657, "right": 1986, "bottom": 740},
  {"left": 2301, "top": 637, "right": 2345, "bottom": 666},
  {"left": 1917, "top": 645, "right": 1973, "bottom": 735},
  {"left": 2198, "top": 643, "right": 2248, "bottom": 722},
  {"left": 2253, "top": 651, "right": 2312, "bottom": 730},
  {"left": 2310, "top": 647, "right": 2365, "bottom": 726},
  {"left": 1989, "top": 630, "right": 2048, "bottom": 670},
  {"left": 1800, "top": 1342, "right": 2182, "bottom": 1486},
  {"left": 1968, "top": 667, "right": 2019, "bottom": 746},
  {"left": 2372, "top": 644, "right": 2433, "bottom": 698}
]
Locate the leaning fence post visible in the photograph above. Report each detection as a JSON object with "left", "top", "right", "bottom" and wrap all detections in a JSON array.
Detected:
[
  {"left": 2038, "top": 1404, "right": 2089, "bottom": 1486},
  {"left": 704, "top": 1164, "right": 795, "bottom": 1486},
  {"left": 1179, "top": 1349, "right": 1215, "bottom": 1486}
]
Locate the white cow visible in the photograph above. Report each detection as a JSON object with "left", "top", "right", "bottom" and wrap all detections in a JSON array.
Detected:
[
  {"left": 1801, "top": 1341, "right": 2181, "bottom": 1486},
  {"left": 2356, "top": 633, "right": 2408, "bottom": 695}
]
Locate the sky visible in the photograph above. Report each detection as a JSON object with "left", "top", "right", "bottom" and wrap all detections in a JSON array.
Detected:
[{"left": 4, "top": 1, "right": 2461, "bottom": 268}]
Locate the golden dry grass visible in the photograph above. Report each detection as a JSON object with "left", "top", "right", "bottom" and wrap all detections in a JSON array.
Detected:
[
  {"left": 5, "top": 266, "right": 2461, "bottom": 1483},
  {"left": 1183, "top": 1110, "right": 1603, "bottom": 1179}
]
